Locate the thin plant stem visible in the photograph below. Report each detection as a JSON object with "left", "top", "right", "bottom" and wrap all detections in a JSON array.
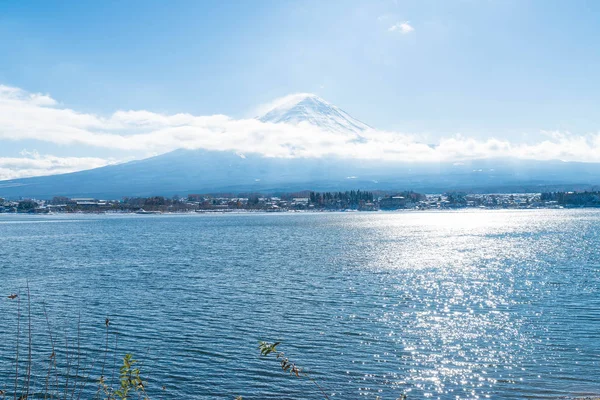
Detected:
[
  {"left": 70, "top": 313, "right": 82, "bottom": 400},
  {"left": 13, "top": 293, "right": 21, "bottom": 400},
  {"left": 25, "top": 282, "right": 33, "bottom": 399},
  {"left": 63, "top": 329, "right": 72, "bottom": 400},
  {"left": 43, "top": 303, "right": 58, "bottom": 400},
  {"left": 303, "top": 372, "right": 330, "bottom": 400},
  {"left": 76, "top": 356, "right": 99, "bottom": 400},
  {"left": 96, "top": 318, "right": 110, "bottom": 400},
  {"left": 109, "top": 333, "right": 119, "bottom": 391},
  {"left": 259, "top": 342, "right": 330, "bottom": 400}
]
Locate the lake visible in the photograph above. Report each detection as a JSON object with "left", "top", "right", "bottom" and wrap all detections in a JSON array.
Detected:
[{"left": 0, "top": 210, "right": 599, "bottom": 399}]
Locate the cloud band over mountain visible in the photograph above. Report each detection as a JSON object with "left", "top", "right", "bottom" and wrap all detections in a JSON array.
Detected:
[{"left": 2, "top": 84, "right": 600, "bottom": 180}]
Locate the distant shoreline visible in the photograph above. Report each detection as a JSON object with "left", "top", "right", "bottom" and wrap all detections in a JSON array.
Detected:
[
  {"left": 3, "top": 206, "right": 600, "bottom": 217},
  {"left": 4, "top": 191, "right": 600, "bottom": 214}
]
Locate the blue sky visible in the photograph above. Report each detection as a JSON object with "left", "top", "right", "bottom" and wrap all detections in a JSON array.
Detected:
[{"left": 2, "top": 0, "right": 600, "bottom": 178}]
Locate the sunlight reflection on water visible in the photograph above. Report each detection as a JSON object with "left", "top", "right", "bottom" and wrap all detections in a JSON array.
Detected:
[{"left": 0, "top": 210, "right": 599, "bottom": 399}]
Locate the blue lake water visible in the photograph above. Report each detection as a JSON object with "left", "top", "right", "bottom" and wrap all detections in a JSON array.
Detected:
[{"left": 0, "top": 210, "right": 599, "bottom": 399}]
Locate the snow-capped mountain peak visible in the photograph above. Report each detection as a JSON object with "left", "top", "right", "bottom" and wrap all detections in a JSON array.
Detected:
[{"left": 257, "top": 93, "right": 372, "bottom": 134}]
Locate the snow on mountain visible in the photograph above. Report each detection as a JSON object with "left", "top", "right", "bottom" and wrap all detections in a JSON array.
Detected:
[
  {"left": 258, "top": 93, "right": 372, "bottom": 134},
  {"left": 4, "top": 93, "right": 600, "bottom": 199}
]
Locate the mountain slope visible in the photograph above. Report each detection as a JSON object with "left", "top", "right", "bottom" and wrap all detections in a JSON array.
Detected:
[
  {"left": 2, "top": 151, "right": 600, "bottom": 199},
  {"left": 2, "top": 94, "right": 600, "bottom": 198}
]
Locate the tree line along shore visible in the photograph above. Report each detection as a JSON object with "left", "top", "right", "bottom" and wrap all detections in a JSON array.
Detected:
[{"left": 2, "top": 190, "right": 600, "bottom": 214}]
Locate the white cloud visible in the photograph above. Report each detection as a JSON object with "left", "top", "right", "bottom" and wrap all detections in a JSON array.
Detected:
[
  {"left": 388, "top": 21, "right": 415, "bottom": 34},
  {"left": 0, "top": 85, "right": 58, "bottom": 106},
  {"left": 2, "top": 84, "right": 600, "bottom": 179},
  {"left": 28, "top": 93, "right": 58, "bottom": 106},
  {"left": 0, "top": 151, "right": 117, "bottom": 180}
]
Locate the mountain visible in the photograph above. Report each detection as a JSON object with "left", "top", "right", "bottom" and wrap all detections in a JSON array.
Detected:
[
  {"left": 2, "top": 152, "right": 600, "bottom": 199},
  {"left": 258, "top": 93, "right": 371, "bottom": 135},
  {"left": 1, "top": 95, "right": 600, "bottom": 199}
]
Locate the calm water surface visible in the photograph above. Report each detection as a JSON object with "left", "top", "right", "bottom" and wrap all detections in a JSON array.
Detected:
[{"left": 0, "top": 210, "right": 599, "bottom": 399}]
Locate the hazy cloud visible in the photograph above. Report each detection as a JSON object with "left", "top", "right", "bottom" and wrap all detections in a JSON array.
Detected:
[
  {"left": 0, "top": 151, "right": 116, "bottom": 180},
  {"left": 2, "top": 85, "right": 600, "bottom": 179}
]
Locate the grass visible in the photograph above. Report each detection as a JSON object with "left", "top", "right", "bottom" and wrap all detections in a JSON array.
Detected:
[
  {"left": 1, "top": 286, "right": 409, "bottom": 399},
  {"left": 1, "top": 284, "right": 153, "bottom": 400}
]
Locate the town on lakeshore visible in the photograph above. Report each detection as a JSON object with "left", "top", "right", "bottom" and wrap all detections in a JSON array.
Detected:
[{"left": 1, "top": 190, "right": 600, "bottom": 214}]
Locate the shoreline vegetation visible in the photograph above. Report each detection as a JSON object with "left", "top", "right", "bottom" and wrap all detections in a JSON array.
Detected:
[
  {"left": 2, "top": 291, "right": 598, "bottom": 399},
  {"left": 3, "top": 190, "right": 600, "bottom": 215},
  {"left": 1, "top": 290, "right": 408, "bottom": 399}
]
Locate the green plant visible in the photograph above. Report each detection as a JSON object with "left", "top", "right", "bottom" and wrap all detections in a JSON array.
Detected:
[
  {"left": 98, "top": 354, "right": 148, "bottom": 400},
  {"left": 258, "top": 341, "right": 330, "bottom": 400},
  {"left": 258, "top": 341, "right": 407, "bottom": 400},
  {"left": 2, "top": 287, "right": 157, "bottom": 400},
  {"left": 2, "top": 287, "right": 407, "bottom": 399}
]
